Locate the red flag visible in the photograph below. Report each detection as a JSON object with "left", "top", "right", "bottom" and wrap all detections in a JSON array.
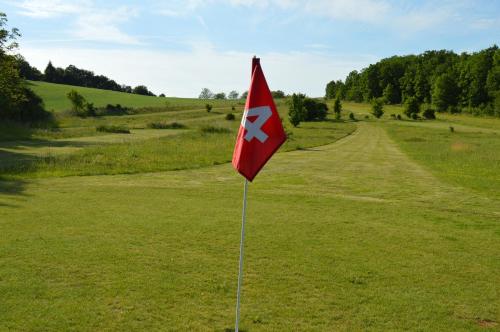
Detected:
[{"left": 232, "top": 58, "right": 286, "bottom": 181}]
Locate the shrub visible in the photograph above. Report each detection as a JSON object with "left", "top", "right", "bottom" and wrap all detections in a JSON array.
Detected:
[
  {"left": 147, "top": 122, "right": 186, "bottom": 129},
  {"left": 449, "top": 126, "right": 455, "bottom": 133},
  {"left": 102, "top": 104, "right": 130, "bottom": 115},
  {"left": 133, "top": 85, "right": 155, "bottom": 96},
  {"left": 205, "top": 104, "right": 213, "bottom": 112},
  {"left": 303, "top": 97, "right": 328, "bottom": 121},
  {"left": 333, "top": 96, "right": 342, "bottom": 120},
  {"left": 349, "top": 112, "right": 356, "bottom": 121},
  {"left": 17, "top": 87, "right": 53, "bottom": 124},
  {"left": 371, "top": 98, "right": 384, "bottom": 118},
  {"left": 67, "top": 90, "right": 99, "bottom": 117},
  {"left": 200, "top": 125, "right": 230, "bottom": 134},
  {"left": 225, "top": 113, "right": 235, "bottom": 121},
  {"left": 397, "top": 114, "right": 402, "bottom": 120},
  {"left": 288, "top": 93, "right": 306, "bottom": 127},
  {"left": 411, "top": 113, "right": 419, "bottom": 120},
  {"left": 272, "top": 90, "right": 286, "bottom": 98},
  {"left": 85, "top": 102, "right": 96, "bottom": 117},
  {"left": 404, "top": 96, "right": 420, "bottom": 118},
  {"left": 67, "top": 90, "right": 86, "bottom": 116},
  {"left": 422, "top": 108, "right": 436, "bottom": 119},
  {"left": 96, "top": 125, "right": 130, "bottom": 134}
]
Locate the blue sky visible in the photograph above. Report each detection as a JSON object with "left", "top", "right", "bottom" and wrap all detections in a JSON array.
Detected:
[{"left": 1, "top": 0, "right": 499, "bottom": 97}]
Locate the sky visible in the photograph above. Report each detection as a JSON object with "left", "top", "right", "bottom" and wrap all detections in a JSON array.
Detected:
[{"left": 1, "top": 0, "right": 499, "bottom": 97}]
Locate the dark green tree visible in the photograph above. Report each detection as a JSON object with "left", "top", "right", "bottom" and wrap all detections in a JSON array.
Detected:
[
  {"left": 333, "top": 96, "right": 342, "bottom": 120},
  {"left": 288, "top": 93, "right": 306, "bottom": 127},
  {"left": 214, "top": 92, "right": 226, "bottom": 99},
  {"left": 228, "top": 90, "right": 239, "bottom": 99},
  {"left": 432, "top": 73, "right": 460, "bottom": 112},
  {"left": 382, "top": 83, "right": 399, "bottom": 104},
  {"left": 0, "top": 12, "right": 50, "bottom": 123},
  {"left": 67, "top": 90, "right": 86, "bottom": 116},
  {"left": 16, "top": 55, "right": 43, "bottom": 80},
  {"left": 325, "top": 80, "right": 345, "bottom": 99},
  {"left": 44, "top": 61, "right": 57, "bottom": 82},
  {"left": 404, "top": 96, "right": 420, "bottom": 118},
  {"left": 371, "top": 98, "right": 384, "bottom": 118},
  {"left": 271, "top": 90, "right": 285, "bottom": 98},
  {"left": 344, "top": 71, "right": 364, "bottom": 102},
  {"left": 199, "top": 88, "right": 214, "bottom": 99},
  {"left": 133, "top": 85, "right": 155, "bottom": 96},
  {"left": 303, "top": 98, "right": 328, "bottom": 121}
]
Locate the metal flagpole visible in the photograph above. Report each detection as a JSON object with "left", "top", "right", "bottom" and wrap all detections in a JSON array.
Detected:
[{"left": 235, "top": 178, "right": 248, "bottom": 332}]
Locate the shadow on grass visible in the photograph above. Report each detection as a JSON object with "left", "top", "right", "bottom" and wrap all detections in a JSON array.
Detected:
[
  {"left": 0, "top": 137, "right": 97, "bottom": 173},
  {"left": 296, "top": 146, "right": 323, "bottom": 152},
  {"left": 0, "top": 137, "right": 94, "bottom": 150},
  {"left": 0, "top": 175, "right": 28, "bottom": 208},
  {"left": 0, "top": 176, "right": 27, "bottom": 194}
]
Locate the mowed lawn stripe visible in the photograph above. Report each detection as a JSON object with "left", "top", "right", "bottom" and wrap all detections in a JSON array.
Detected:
[{"left": 0, "top": 122, "right": 498, "bottom": 330}]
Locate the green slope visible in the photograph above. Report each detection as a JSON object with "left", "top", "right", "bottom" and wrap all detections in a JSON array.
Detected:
[
  {"left": 28, "top": 81, "right": 237, "bottom": 112},
  {"left": 1, "top": 122, "right": 498, "bottom": 330}
]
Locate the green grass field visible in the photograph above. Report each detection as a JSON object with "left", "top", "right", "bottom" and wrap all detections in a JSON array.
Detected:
[
  {"left": 29, "top": 81, "right": 242, "bottom": 112},
  {"left": 1, "top": 92, "right": 499, "bottom": 330}
]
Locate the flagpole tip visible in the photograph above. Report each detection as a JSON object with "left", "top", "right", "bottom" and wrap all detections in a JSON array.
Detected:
[{"left": 251, "top": 56, "right": 260, "bottom": 74}]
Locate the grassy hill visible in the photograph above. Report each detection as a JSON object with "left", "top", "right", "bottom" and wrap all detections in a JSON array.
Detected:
[
  {"left": 0, "top": 86, "right": 499, "bottom": 330},
  {"left": 28, "top": 81, "right": 238, "bottom": 112}
]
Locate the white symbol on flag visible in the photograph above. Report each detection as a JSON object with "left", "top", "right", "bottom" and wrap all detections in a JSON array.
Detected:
[{"left": 241, "top": 106, "right": 272, "bottom": 143}]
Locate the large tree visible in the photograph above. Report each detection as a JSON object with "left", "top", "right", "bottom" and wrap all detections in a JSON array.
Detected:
[
  {"left": 432, "top": 73, "right": 460, "bottom": 112},
  {"left": 228, "top": 90, "right": 239, "bottom": 99},
  {"left": 199, "top": 88, "right": 214, "bottom": 99},
  {"left": 0, "top": 12, "right": 48, "bottom": 123}
]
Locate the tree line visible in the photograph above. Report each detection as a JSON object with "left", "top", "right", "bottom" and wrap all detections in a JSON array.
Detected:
[
  {"left": 198, "top": 88, "right": 286, "bottom": 100},
  {"left": 0, "top": 12, "right": 49, "bottom": 123},
  {"left": 326, "top": 46, "right": 500, "bottom": 117},
  {"left": 19, "top": 58, "right": 157, "bottom": 96}
]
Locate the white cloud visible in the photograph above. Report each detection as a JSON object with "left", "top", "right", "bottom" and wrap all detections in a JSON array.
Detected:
[
  {"left": 303, "top": 0, "right": 389, "bottom": 23},
  {"left": 154, "top": 0, "right": 390, "bottom": 23},
  {"left": 153, "top": 0, "right": 478, "bottom": 30},
  {"left": 73, "top": 6, "right": 140, "bottom": 44},
  {"left": 19, "top": 44, "right": 376, "bottom": 97},
  {"left": 13, "top": 0, "right": 139, "bottom": 44},
  {"left": 469, "top": 17, "right": 500, "bottom": 30},
  {"left": 14, "top": 0, "right": 91, "bottom": 18}
]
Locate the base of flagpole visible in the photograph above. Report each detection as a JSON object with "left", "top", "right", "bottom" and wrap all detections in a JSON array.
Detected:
[{"left": 235, "top": 179, "right": 248, "bottom": 332}]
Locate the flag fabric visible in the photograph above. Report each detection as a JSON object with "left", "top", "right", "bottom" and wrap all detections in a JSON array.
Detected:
[{"left": 232, "top": 58, "right": 286, "bottom": 181}]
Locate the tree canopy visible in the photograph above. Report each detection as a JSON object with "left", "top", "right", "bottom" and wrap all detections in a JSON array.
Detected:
[
  {"left": 326, "top": 46, "right": 500, "bottom": 117},
  {"left": 36, "top": 62, "right": 155, "bottom": 96},
  {"left": 0, "top": 12, "right": 50, "bottom": 123}
]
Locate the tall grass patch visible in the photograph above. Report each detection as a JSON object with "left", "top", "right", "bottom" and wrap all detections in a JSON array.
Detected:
[
  {"left": 147, "top": 122, "right": 186, "bottom": 129},
  {"left": 96, "top": 125, "right": 130, "bottom": 134},
  {"left": 386, "top": 123, "right": 500, "bottom": 199}
]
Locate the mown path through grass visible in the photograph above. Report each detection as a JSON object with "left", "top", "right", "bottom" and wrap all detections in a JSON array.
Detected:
[{"left": 0, "top": 121, "right": 498, "bottom": 331}]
